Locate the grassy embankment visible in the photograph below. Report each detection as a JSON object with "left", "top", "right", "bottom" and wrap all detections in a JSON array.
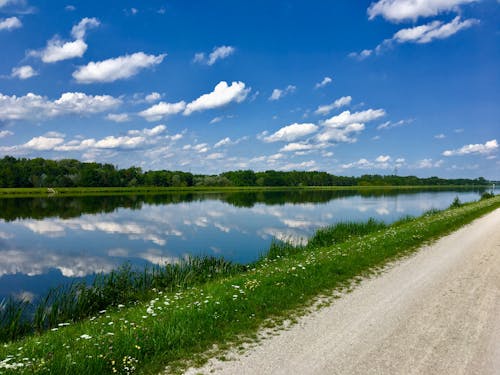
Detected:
[
  {"left": 0, "top": 185, "right": 488, "bottom": 198},
  {"left": 0, "top": 195, "right": 499, "bottom": 374}
]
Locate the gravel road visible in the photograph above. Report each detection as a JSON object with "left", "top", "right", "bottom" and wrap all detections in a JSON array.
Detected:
[{"left": 185, "top": 208, "right": 500, "bottom": 375}]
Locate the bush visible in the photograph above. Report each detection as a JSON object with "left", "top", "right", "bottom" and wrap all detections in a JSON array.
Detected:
[
  {"left": 481, "top": 192, "right": 495, "bottom": 200},
  {"left": 449, "top": 196, "right": 462, "bottom": 209}
]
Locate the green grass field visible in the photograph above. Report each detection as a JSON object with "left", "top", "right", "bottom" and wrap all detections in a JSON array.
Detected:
[{"left": 0, "top": 195, "right": 498, "bottom": 374}]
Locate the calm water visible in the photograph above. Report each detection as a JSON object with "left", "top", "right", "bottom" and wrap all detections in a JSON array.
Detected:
[{"left": 0, "top": 188, "right": 494, "bottom": 301}]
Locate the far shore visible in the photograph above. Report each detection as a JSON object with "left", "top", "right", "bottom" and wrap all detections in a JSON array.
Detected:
[{"left": 0, "top": 184, "right": 490, "bottom": 198}]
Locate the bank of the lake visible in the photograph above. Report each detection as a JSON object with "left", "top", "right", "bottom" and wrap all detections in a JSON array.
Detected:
[
  {"left": 0, "top": 184, "right": 492, "bottom": 198},
  {"left": 0, "top": 195, "right": 499, "bottom": 374}
]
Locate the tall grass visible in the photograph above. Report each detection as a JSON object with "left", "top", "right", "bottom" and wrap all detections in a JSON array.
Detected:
[
  {"left": 1, "top": 218, "right": 391, "bottom": 343},
  {"left": 1, "top": 258, "right": 244, "bottom": 343}
]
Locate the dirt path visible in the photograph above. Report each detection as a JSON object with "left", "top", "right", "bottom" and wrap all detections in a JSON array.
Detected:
[{"left": 185, "top": 208, "right": 500, "bottom": 375}]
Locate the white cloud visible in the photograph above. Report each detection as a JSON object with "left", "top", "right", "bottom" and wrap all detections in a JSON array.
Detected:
[
  {"left": 416, "top": 158, "right": 444, "bottom": 168},
  {"left": 269, "top": 85, "right": 296, "bottom": 101},
  {"left": 139, "top": 100, "right": 186, "bottom": 121},
  {"left": 0, "top": 16, "right": 21, "bottom": 31},
  {"left": 277, "top": 160, "right": 316, "bottom": 171},
  {"left": 208, "top": 46, "right": 235, "bottom": 65},
  {"left": 214, "top": 137, "right": 231, "bottom": 148},
  {"left": 341, "top": 155, "right": 400, "bottom": 170},
  {"left": 11, "top": 65, "right": 37, "bottom": 79},
  {"left": 350, "top": 16, "right": 478, "bottom": 59},
  {"left": 29, "top": 17, "right": 100, "bottom": 63},
  {"left": 73, "top": 52, "right": 166, "bottom": 83},
  {"left": 51, "top": 125, "right": 167, "bottom": 153},
  {"left": 38, "top": 38, "right": 88, "bottom": 63},
  {"left": 23, "top": 136, "right": 65, "bottom": 151},
  {"left": 377, "top": 118, "right": 413, "bottom": 130},
  {"left": 317, "top": 109, "right": 385, "bottom": 143},
  {"left": 145, "top": 92, "right": 162, "bottom": 102},
  {"left": 0, "top": 91, "right": 121, "bottom": 121},
  {"left": 315, "top": 76, "right": 332, "bottom": 89},
  {"left": 443, "top": 139, "right": 498, "bottom": 156},
  {"left": 434, "top": 133, "right": 446, "bottom": 139},
  {"left": 314, "top": 96, "right": 352, "bottom": 116},
  {"left": 213, "top": 136, "right": 247, "bottom": 148},
  {"left": 322, "top": 109, "right": 386, "bottom": 127},
  {"left": 184, "top": 81, "right": 250, "bottom": 115},
  {"left": 367, "top": 0, "right": 478, "bottom": 22},
  {"left": 316, "top": 123, "right": 366, "bottom": 143},
  {"left": 263, "top": 123, "right": 318, "bottom": 143},
  {"left": 0, "top": 130, "right": 14, "bottom": 138},
  {"left": 65, "top": 5, "right": 76, "bottom": 11},
  {"left": 393, "top": 16, "right": 478, "bottom": 44},
  {"left": 279, "top": 142, "right": 330, "bottom": 152},
  {"left": 206, "top": 152, "right": 224, "bottom": 160},
  {"left": 210, "top": 116, "right": 223, "bottom": 124},
  {"left": 194, "top": 45, "right": 235, "bottom": 66},
  {"left": 375, "top": 155, "right": 391, "bottom": 163},
  {"left": 106, "top": 113, "right": 130, "bottom": 123},
  {"left": 348, "top": 49, "right": 373, "bottom": 60},
  {"left": 71, "top": 17, "right": 100, "bottom": 39}
]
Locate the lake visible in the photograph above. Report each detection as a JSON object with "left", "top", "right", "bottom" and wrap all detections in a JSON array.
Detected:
[{"left": 0, "top": 188, "right": 494, "bottom": 301}]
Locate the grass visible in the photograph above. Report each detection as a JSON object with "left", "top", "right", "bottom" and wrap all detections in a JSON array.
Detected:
[
  {"left": 0, "top": 184, "right": 489, "bottom": 198},
  {"left": 0, "top": 195, "right": 499, "bottom": 374}
]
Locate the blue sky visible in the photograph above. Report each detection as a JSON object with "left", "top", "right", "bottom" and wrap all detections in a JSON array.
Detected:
[{"left": 0, "top": 0, "right": 498, "bottom": 178}]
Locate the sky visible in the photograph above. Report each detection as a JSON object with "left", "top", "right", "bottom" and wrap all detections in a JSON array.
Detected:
[{"left": 0, "top": 0, "right": 499, "bottom": 179}]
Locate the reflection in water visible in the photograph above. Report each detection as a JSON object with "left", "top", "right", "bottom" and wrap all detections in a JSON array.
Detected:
[{"left": 0, "top": 188, "right": 491, "bottom": 300}]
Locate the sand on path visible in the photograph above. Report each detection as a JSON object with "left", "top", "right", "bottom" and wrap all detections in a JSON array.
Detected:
[{"left": 185, "top": 208, "right": 500, "bottom": 375}]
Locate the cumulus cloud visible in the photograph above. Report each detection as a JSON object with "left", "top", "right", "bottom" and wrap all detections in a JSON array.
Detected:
[
  {"left": 206, "top": 152, "right": 224, "bottom": 160},
  {"left": 0, "top": 130, "right": 14, "bottom": 138},
  {"left": 11, "top": 65, "right": 37, "bottom": 79},
  {"left": 145, "top": 92, "right": 162, "bottom": 102},
  {"left": 341, "top": 155, "right": 403, "bottom": 170},
  {"left": 442, "top": 139, "right": 498, "bottom": 156},
  {"left": 193, "top": 45, "right": 235, "bottom": 65},
  {"left": 322, "top": 109, "right": 386, "bottom": 127},
  {"left": 314, "top": 96, "right": 352, "bottom": 116},
  {"left": 214, "top": 137, "right": 231, "bottom": 148},
  {"left": 350, "top": 16, "right": 478, "bottom": 59},
  {"left": 348, "top": 49, "right": 373, "bottom": 60},
  {"left": 317, "top": 109, "right": 385, "bottom": 143},
  {"left": 415, "top": 158, "right": 444, "bottom": 168},
  {"left": 139, "top": 100, "right": 186, "bottom": 121},
  {"left": 23, "top": 136, "right": 65, "bottom": 151},
  {"left": 4, "top": 125, "right": 169, "bottom": 155},
  {"left": 73, "top": 52, "right": 166, "bottom": 83},
  {"left": 315, "top": 76, "right": 332, "bottom": 89},
  {"left": 393, "top": 16, "right": 478, "bottom": 44},
  {"left": 71, "top": 17, "right": 100, "bottom": 39},
  {"left": 30, "top": 18, "right": 100, "bottom": 63},
  {"left": 377, "top": 118, "right": 413, "bottom": 130},
  {"left": 263, "top": 123, "right": 318, "bottom": 143},
  {"left": 367, "top": 0, "right": 478, "bottom": 22},
  {"left": 0, "top": 16, "right": 21, "bottom": 31},
  {"left": 184, "top": 81, "right": 250, "bottom": 115},
  {"left": 0, "top": 91, "right": 121, "bottom": 121},
  {"left": 106, "top": 113, "right": 130, "bottom": 123},
  {"left": 269, "top": 85, "right": 296, "bottom": 101},
  {"left": 37, "top": 38, "right": 88, "bottom": 63},
  {"left": 279, "top": 142, "right": 330, "bottom": 152},
  {"left": 213, "top": 136, "right": 247, "bottom": 148}
]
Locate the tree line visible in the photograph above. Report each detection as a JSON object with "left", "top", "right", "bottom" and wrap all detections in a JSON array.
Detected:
[{"left": 0, "top": 156, "right": 489, "bottom": 188}]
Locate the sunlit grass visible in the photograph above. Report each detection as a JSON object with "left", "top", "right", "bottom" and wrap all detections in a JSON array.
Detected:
[{"left": 0, "top": 195, "right": 498, "bottom": 374}]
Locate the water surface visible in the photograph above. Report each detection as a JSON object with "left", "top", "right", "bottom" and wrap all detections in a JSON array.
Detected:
[{"left": 0, "top": 188, "right": 493, "bottom": 300}]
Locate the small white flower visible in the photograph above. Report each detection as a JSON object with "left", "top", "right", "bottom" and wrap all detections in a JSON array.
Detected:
[{"left": 80, "top": 334, "right": 92, "bottom": 340}]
